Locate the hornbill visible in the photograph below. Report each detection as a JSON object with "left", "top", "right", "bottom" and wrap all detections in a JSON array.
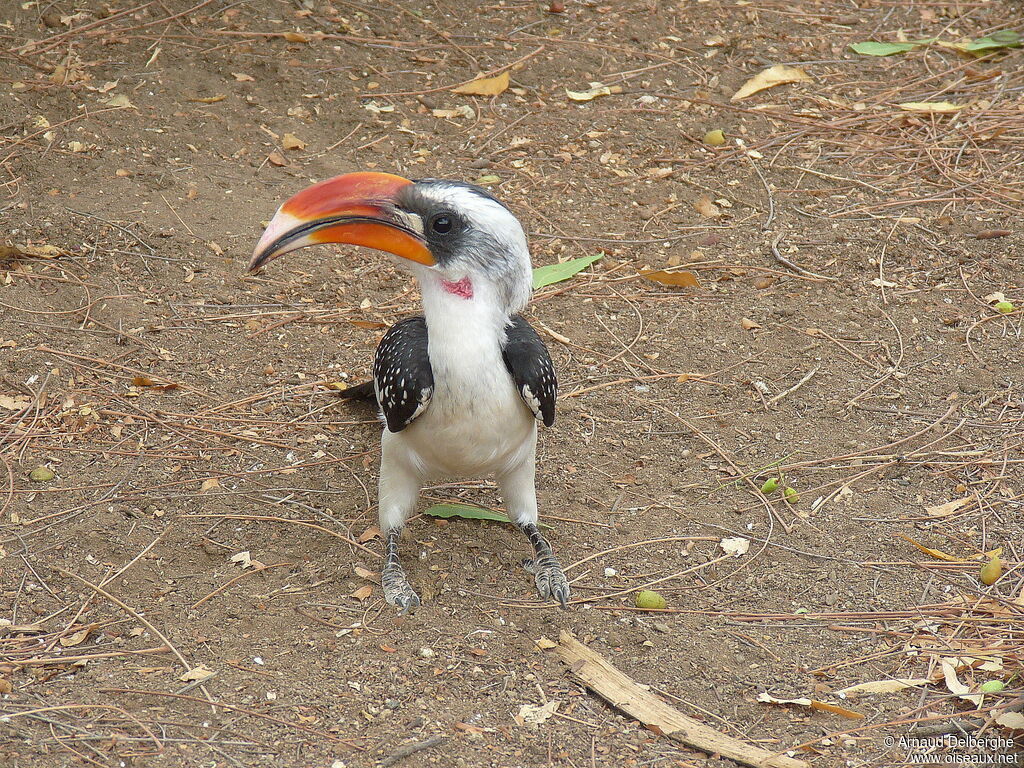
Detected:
[{"left": 249, "top": 172, "right": 569, "bottom": 611}]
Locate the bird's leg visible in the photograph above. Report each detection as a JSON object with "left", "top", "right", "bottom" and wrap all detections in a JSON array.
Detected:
[
  {"left": 378, "top": 435, "right": 422, "bottom": 613},
  {"left": 518, "top": 522, "right": 570, "bottom": 608},
  {"left": 497, "top": 446, "right": 570, "bottom": 608},
  {"left": 381, "top": 528, "right": 420, "bottom": 613}
]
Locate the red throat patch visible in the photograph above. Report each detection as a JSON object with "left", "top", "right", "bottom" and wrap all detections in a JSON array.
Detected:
[{"left": 440, "top": 277, "right": 474, "bottom": 299}]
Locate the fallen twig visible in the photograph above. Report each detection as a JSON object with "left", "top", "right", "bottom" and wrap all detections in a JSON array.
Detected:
[
  {"left": 767, "top": 365, "right": 820, "bottom": 406},
  {"left": 543, "top": 631, "right": 807, "bottom": 768},
  {"left": 6, "top": 645, "right": 171, "bottom": 667},
  {"left": 378, "top": 734, "right": 446, "bottom": 766},
  {"left": 769, "top": 234, "right": 836, "bottom": 281}
]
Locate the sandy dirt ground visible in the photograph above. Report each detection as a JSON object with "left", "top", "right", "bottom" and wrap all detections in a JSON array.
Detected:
[{"left": 1, "top": 1, "right": 1023, "bottom": 766}]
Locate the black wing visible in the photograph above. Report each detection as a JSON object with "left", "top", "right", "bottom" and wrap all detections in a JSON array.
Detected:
[
  {"left": 502, "top": 315, "right": 557, "bottom": 427},
  {"left": 373, "top": 316, "right": 434, "bottom": 433}
]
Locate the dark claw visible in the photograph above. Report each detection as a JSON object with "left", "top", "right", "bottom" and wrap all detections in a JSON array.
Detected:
[
  {"left": 393, "top": 591, "right": 421, "bottom": 615},
  {"left": 519, "top": 523, "right": 570, "bottom": 608},
  {"left": 528, "top": 559, "right": 570, "bottom": 608},
  {"left": 552, "top": 581, "right": 570, "bottom": 609},
  {"left": 382, "top": 565, "right": 421, "bottom": 614}
]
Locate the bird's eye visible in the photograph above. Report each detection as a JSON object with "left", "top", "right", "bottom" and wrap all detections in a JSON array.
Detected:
[{"left": 431, "top": 215, "right": 453, "bottom": 235}]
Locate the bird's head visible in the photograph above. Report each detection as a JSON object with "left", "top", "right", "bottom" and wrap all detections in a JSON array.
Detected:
[{"left": 249, "top": 172, "right": 532, "bottom": 315}]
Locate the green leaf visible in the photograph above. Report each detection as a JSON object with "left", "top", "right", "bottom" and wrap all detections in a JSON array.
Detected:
[
  {"left": 963, "top": 30, "right": 1021, "bottom": 52},
  {"left": 849, "top": 41, "right": 920, "bottom": 56},
  {"left": 532, "top": 253, "right": 602, "bottom": 289},
  {"left": 849, "top": 38, "right": 935, "bottom": 56},
  {"left": 423, "top": 503, "right": 551, "bottom": 528}
]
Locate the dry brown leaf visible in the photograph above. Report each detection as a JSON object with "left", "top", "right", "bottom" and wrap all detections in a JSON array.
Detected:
[
  {"left": 940, "top": 658, "right": 982, "bottom": 705},
  {"left": 232, "top": 72, "right": 255, "bottom": 82},
  {"left": 740, "top": 317, "right": 761, "bottom": 330},
  {"left": 837, "top": 678, "right": 930, "bottom": 697},
  {"left": 925, "top": 496, "right": 973, "bottom": 517},
  {"left": 995, "top": 711, "right": 1024, "bottom": 730},
  {"left": 282, "top": 132, "right": 306, "bottom": 150},
  {"left": 199, "top": 477, "right": 221, "bottom": 493},
  {"left": 535, "top": 636, "right": 557, "bottom": 650},
  {"left": 432, "top": 105, "right": 475, "bottom": 119},
  {"left": 351, "top": 584, "right": 373, "bottom": 601},
  {"left": 897, "top": 533, "right": 964, "bottom": 562},
  {"left": 641, "top": 270, "right": 700, "bottom": 288},
  {"left": 0, "top": 394, "right": 33, "bottom": 411},
  {"left": 3, "top": 622, "right": 45, "bottom": 634},
  {"left": 757, "top": 692, "right": 864, "bottom": 719},
  {"left": 354, "top": 565, "right": 376, "bottom": 581},
  {"left": 131, "top": 375, "right": 178, "bottom": 391},
  {"left": 347, "top": 320, "right": 388, "bottom": 330},
  {"left": 453, "top": 71, "right": 510, "bottom": 97},
  {"left": 189, "top": 94, "right": 227, "bottom": 104},
  {"left": 358, "top": 526, "right": 380, "bottom": 543},
  {"left": 267, "top": 151, "right": 287, "bottom": 167},
  {"left": 229, "top": 551, "right": 252, "bottom": 568},
  {"left": 283, "top": 31, "right": 309, "bottom": 43},
  {"left": 732, "top": 65, "right": 811, "bottom": 101},
  {"left": 59, "top": 626, "right": 94, "bottom": 647},
  {"left": 810, "top": 700, "right": 866, "bottom": 719},
  {"left": 516, "top": 700, "right": 560, "bottom": 726},
  {"left": 693, "top": 196, "right": 721, "bottom": 218},
  {"left": 179, "top": 665, "right": 216, "bottom": 682},
  {"left": 103, "top": 93, "right": 134, "bottom": 108},
  {"left": 719, "top": 537, "right": 750, "bottom": 556},
  {"left": 566, "top": 83, "right": 622, "bottom": 101},
  {"left": 18, "top": 244, "right": 63, "bottom": 259}
]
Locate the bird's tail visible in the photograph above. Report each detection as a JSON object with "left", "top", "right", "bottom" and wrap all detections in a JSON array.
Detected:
[{"left": 338, "top": 380, "right": 376, "bottom": 402}]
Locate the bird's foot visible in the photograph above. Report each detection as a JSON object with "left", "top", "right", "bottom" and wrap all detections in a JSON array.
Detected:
[
  {"left": 382, "top": 528, "right": 420, "bottom": 613},
  {"left": 523, "top": 554, "right": 570, "bottom": 608},
  {"left": 382, "top": 564, "right": 421, "bottom": 613}
]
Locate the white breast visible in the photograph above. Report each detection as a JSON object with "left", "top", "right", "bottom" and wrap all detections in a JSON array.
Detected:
[
  {"left": 387, "top": 276, "right": 536, "bottom": 480},
  {"left": 405, "top": 317, "right": 534, "bottom": 478}
]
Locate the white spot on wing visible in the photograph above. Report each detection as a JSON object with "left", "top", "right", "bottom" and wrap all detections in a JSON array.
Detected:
[{"left": 521, "top": 384, "right": 542, "bottom": 420}]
